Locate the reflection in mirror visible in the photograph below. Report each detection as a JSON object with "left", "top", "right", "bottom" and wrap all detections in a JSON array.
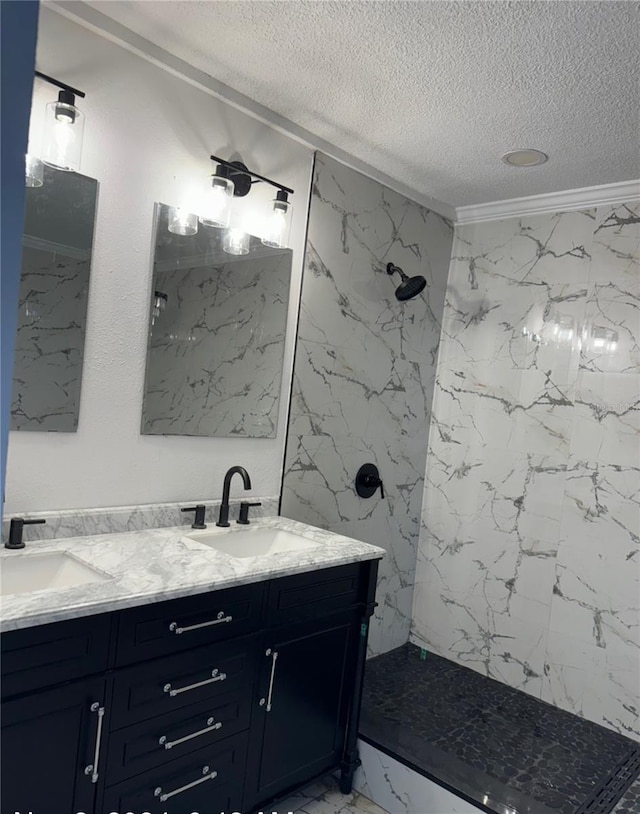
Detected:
[
  {"left": 141, "top": 203, "right": 292, "bottom": 438},
  {"left": 11, "top": 166, "right": 98, "bottom": 432}
]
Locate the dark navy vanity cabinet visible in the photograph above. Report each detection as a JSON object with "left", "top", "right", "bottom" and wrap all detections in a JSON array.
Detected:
[
  {"left": 1, "top": 559, "right": 379, "bottom": 814},
  {"left": 245, "top": 611, "right": 359, "bottom": 808},
  {"left": 2, "top": 675, "right": 109, "bottom": 813}
]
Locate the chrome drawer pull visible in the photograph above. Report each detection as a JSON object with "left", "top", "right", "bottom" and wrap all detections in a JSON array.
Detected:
[
  {"left": 169, "top": 612, "right": 232, "bottom": 634},
  {"left": 163, "top": 669, "right": 227, "bottom": 697},
  {"left": 266, "top": 650, "right": 278, "bottom": 712},
  {"left": 154, "top": 766, "right": 217, "bottom": 802},
  {"left": 83, "top": 702, "right": 105, "bottom": 784},
  {"left": 159, "top": 717, "right": 223, "bottom": 750}
]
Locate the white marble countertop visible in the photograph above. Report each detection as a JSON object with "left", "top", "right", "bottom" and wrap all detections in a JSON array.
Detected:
[{"left": 0, "top": 516, "right": 385, "bottom": 632}]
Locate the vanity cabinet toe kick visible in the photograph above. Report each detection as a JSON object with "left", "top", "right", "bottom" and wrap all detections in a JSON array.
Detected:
[{"left": 1, "top": 558, "right": 380, "bottom": 814}]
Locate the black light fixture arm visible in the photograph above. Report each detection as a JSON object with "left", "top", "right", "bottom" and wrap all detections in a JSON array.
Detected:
[
  {"left": 35, "top": 70, "right": 86, "bottom": 99},
  {"left": 209, "top": 154, "right": 294, "bottom": 196}
]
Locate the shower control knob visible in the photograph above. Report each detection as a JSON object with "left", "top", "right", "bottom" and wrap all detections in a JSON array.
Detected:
[{"left": 355, "top": 463, "right": 385, "bottom": 499}]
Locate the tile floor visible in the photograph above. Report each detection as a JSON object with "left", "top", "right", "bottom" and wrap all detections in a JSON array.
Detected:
[{"left": 275, "top": 774, "right": 390, "bottom": 814}]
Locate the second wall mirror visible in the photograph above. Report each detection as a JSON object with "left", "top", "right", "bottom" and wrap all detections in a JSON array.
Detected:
[{"left": 141, "top": 203, "right": 293, "bottom": 438}]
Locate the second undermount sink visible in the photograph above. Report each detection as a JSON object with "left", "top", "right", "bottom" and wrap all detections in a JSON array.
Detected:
[
  {"left": 183, "top": 527, "right": 323, "bottom": 559},
  {"left": 0, "top": 551, "right": 111, "bottom": 597}
]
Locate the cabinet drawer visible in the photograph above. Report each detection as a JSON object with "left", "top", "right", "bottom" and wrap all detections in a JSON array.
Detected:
[
  {"left": 101, "top": 733, "right": 247, "bottom": 814},
  {"left": 115, "top": 582, "right": 265, "bottom": 665},
  {"left": 1, "top": 613, "right": 112, "bottom": 698},
  {"left": 111, "top": 635, "right": 258, "bottom": 728},
  {"left": 105, "top": 688, "right": 251, "bottom": 783},
  {"left": 267, "top": 563, "right": 362, "bottom": 626}
]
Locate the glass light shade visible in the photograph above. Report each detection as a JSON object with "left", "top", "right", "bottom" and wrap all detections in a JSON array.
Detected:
[
  {"left": 168, "top": 207, "right": 198, "bottom": 236},
  {"left": 25, "top": 154, "right": 44, "bottom": 188},
  {"left": 543, "top": 313, "right": 575, "bottom": 346},
  {"left": 223, "top": 228, "right": 250, "bottom": 256},
  {"left": 262, "top": 196, "right": 292, "bottom": 249},
  {"left": 41, "top": 101, "right": 84, "bottom": 172},
  {"left": 199, "top": 176, "right": 234, "bottom": 228},
  {"left": 591, "top": 325, "right": 618, "bottom": 354}
]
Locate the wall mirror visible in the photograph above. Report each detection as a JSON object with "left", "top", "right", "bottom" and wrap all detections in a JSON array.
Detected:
[
  {"left": 141, "top": 203, "right": 292, "bottom": 438},
  {"left": 11, "top": 165, "right": 98, "bottom": 432}
]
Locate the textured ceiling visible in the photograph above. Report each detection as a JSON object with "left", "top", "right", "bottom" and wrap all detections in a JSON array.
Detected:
[{"left": 87, "top": 0, "right": 639, "bottom": 207}]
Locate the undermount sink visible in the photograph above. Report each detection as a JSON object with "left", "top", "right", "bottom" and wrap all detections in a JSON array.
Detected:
[
  {"left": 0, "top": 551, "right": 111, "bottom": 597},
  {"left": 183, "top": 527, "right": 323, "bottom": 559}
]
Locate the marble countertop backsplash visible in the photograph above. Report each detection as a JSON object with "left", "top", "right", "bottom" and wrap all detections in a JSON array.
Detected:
[
  {"left": 0, "top": 516, "right": 385, "bottom": 633},
  {"left": 1, "top": 496, "right": 281, "bottom": 542}
]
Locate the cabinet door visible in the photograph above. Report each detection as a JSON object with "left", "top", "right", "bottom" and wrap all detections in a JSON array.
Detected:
[
  {"left": 1, "top": 676, "right": 108, "bottom": 814},
  {"left": 246, "top": 612, "right": 358, "bottom": 808}
]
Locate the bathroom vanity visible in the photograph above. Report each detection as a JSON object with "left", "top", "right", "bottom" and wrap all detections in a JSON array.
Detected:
[{"left": 0, "top": 518, "right": 382, "bottom": 814}]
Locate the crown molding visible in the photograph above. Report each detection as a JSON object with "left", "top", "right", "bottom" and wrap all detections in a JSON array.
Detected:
[
  {"left": 456, "top": 180, "right": 640, "bottom": 224},
  {"left": 47, "top": 1, "right": 456, "bottom": 222}
]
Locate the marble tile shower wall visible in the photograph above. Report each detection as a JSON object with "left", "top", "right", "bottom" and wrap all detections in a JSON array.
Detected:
[
  {"left": 411, "top": 201, "right": 640, "bottom": 739},
  {"left": 281, "top": 153, "right": 454, "bottom": 656}
]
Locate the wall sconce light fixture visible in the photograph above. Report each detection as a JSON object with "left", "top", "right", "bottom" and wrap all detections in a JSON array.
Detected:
[
  {"left": 223, "top": 228, "right": 251, "bottom": 256},
  {"left": 199, "top": 164, "right": 235, "bottom": 228},
  {"left": 36, "top": 71, "right": 86, "bottom": 173},
  {"left": 262, "top": 189, "right": 292, "bottom": 249},
  {"left": 168, "top": 207, "right": 198, "bottom": 236},
  {"left": 25, "top": 154, "right": 44, "bottom": 188},
  {"left": 205, "top": 155, "right": 294, "bottom": 252}
]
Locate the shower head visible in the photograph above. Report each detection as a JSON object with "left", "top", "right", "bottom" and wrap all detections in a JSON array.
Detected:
[{"left": 386, "top": 263, "right": 426, "bottom": 301}]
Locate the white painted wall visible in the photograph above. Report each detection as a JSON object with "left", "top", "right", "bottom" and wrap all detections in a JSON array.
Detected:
[{"left": 5, "top": 6, "right": 313, "bottom": 513}]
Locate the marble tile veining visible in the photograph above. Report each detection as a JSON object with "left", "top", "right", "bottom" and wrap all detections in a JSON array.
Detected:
[
  {"left": 11, "top": 247, "right": 89, "bottom": 432},
  {"left": 282, "top": 152, "right": 453, "bottom": 657},
  {"left": 11, "top": 167, "right": 98, "bottom": 433},
  {"left": 354, "top": 740, "right": 484, "bottom": 814},
  {"left": 142, "top": 235, "right": 292, "bottom": 438},
  {"left": 590, "top": 202, "right": 640, "bottom": 289},
  {"left": 279, "top": 774, "right": 390, "bottom": 814},
  {"left": 1, "top": 496, "right": 281, "bottom": 543},
  {"left": 412, "top": 200, "right": 640, "bottom": 739}
]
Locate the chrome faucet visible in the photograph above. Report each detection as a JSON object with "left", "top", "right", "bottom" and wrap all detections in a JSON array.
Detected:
[{"left": 217, "top": 466, "right": 252, "bottom": 527}]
